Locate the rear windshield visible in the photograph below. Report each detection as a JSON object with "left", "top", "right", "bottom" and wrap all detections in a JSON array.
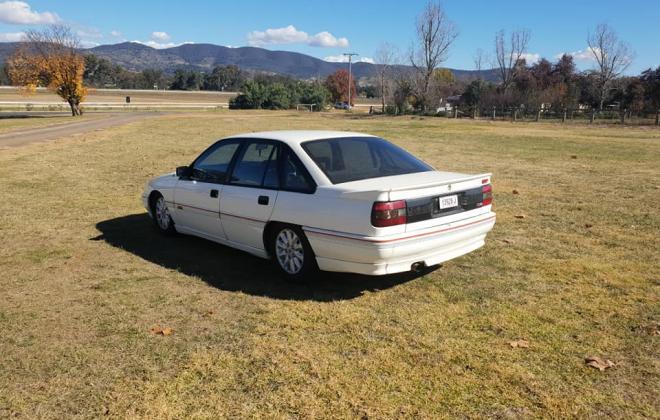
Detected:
[{"left": 302, "top": 137, "right": 432, "bottom": 184}]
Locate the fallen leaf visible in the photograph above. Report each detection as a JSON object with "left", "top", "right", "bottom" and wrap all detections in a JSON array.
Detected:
[
  {"left": 585, "top": 356, "right": 615, "bottom": 371},
  {"left": 571, "top": 155, "right": 577, "bottom": 159},
  {"left": 646, "top": 323, "right": 659, "bottom": 336},
  {"left": 509, "top": 339, "right": 529, "bottom": 348},
  {"left": 502, "top": 239, "right": 514, "bottom": 244},
  {"left": 514, "top": 214, "right": 526, "bottom": 219},
  {"left": 585, "top": 223, "right": 593, "bottom": 228},
  {"left": 512, "top": 189, "right": 519, "bottom": 195},
  {"left": 204, "top": 309, "right": 214, "bottom": 317},
  {"left": 149, "top": 325, "right": 175, "bottom": 336}
]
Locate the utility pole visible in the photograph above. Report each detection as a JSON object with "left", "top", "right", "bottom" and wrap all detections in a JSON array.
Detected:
[{"left": 343, "top": 53, "right": 358, "bottom": 109}]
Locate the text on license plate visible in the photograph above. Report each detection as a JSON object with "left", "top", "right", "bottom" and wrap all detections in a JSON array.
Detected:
[{"left": 439, "top": 194, "right": 458, "bottom": 209}]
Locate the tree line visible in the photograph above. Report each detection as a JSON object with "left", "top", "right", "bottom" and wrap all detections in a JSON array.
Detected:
[
  {"left": 82, "top": 54, "right": 245, "bottom": 92},
  {"left": 4, "top": 14, "right": 659, "bottom": 121},
  {"left": 372, "top": 2, "right": 659, "bottom": 122}
]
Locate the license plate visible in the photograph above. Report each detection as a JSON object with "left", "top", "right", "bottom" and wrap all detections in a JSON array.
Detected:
[{"left": 438, "top": 194, "right": 458, "bottom": 210}]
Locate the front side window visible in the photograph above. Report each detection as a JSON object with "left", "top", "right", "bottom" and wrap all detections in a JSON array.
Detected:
[
  {"left": 192, "top": 141, "right": 240, "bottom": 183},
  {"left": 230, "top": 141, "right": 279, "bottom": 187},
  {"left": 302, "top": 137, "right": 432, "bottom": 184}
]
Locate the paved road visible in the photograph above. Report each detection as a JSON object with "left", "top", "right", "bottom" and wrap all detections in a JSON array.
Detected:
[{"left": 0, "top": 112, "right": 162, "bottom": 148}]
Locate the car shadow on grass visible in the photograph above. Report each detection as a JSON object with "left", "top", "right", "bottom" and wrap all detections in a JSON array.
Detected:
[{"left": 93, "top": 213, "right": 436, "bottom": 301}]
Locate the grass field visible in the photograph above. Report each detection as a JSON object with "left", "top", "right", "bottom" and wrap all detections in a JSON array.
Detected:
[{"left": 0, "top": 111, "right": 658, "bottom": 418}]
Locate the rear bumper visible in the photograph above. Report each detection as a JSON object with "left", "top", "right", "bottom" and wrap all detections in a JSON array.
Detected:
[{"left": 304, "top": 212, "right": 496, "bottom": 275}]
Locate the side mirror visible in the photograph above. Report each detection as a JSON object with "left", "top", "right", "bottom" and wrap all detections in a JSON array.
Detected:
[{"left": 176, "top": 166, "right": 191, "bottom": 178}]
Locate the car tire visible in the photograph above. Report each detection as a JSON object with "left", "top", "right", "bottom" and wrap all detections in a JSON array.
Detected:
[
  {"left": 269, "top": 224, "right": 318, "bottom": 281},
  {"left": 150, "top": 192, "right": 177, "bottom": 235}
]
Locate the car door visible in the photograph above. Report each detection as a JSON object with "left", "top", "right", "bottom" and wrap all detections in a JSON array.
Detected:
[
  {"left": 173, "top": 140, "right": 240, "bottom": 239},
  {"left": 219, "top": 140, "right": 280, "bottom": 250}
]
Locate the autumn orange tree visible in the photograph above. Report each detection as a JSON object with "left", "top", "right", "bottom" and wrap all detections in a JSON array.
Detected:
[{"left": 7, "top": 25, "right": 87, "bottom": 116}]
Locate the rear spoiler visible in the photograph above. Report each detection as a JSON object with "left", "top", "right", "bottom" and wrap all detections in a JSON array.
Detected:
[
  {"left": 339, "top": 173, "right": 492, "bottom": 201},
  {"left": 386, "top": 173, "right": 491, "bottom": 192}
]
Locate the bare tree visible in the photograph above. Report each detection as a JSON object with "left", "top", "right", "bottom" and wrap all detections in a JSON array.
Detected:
[
  {"left": 473, "top": 48, "right": 487, "bottom": 80},
  {"left": 494, "top": 29, "right": 530, "bottom": 92},
  {"left": 587, "top": 23, "right": 634, "bottom": 110},
  {"left": 410, "top": 1, "right": 458, "bottom": 111},
  {"left": 374, "top": 42, "right": 397, "bottom": 112}
]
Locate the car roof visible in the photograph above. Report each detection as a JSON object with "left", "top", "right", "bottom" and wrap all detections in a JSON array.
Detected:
[{"left": 221, "top": 130, "right": 377, "bottom": 145}]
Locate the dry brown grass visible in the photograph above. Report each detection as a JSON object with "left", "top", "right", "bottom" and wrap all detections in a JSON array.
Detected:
[
  {"left": 0, "top": 111, "right": 658, "bottom": 418},
  {"left": 0, "top": 114, "right": 105, "bottom": 134}
]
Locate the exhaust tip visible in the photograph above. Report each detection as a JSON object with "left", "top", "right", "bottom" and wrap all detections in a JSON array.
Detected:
[{"left": 411, "top": 262, "right": 427, "bottom": 273}]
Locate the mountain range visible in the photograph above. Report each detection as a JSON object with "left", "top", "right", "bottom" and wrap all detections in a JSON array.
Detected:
[{"left": 0, "top": 41, "right": 499, "bottom": 82}]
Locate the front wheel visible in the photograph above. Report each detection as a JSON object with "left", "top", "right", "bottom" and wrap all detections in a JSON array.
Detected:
[
  {"left": 151, "top": 193, "right": 176, "bottom": 235},
  {"left": 270, "top": 225, "right": 317, "bottom": 281}
]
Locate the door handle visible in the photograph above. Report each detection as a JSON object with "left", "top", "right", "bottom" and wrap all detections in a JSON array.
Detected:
[
  {"left": 258, "top": 195, "right": 269, "bottom": 205},
  {"left": 210, "top": 189, "right": 218, "bottom": 198}
]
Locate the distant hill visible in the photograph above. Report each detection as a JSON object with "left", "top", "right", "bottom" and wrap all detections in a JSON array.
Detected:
[{"left": 0, "top": 41, "right": 499, "bottom": 82}]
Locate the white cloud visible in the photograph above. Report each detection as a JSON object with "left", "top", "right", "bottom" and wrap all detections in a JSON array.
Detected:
[
  {"left": 520, "top": 53, "right": 540, "bottom": 64},
  {"left": 133, "top": 39, "right": 193, "bottom": 49},
  {"left": 308, "top": 31, "right": 348, "bottom": 48},
  {"left": 247, "top": 25, "right": 307, "bottom": 46},
  {"left": 151, "top": 31, "right": 170, "bottom": 41},
  {"left": 79, "top": 40, "right": 100, "bottom": 48},
  {"left": 324, "top": 54, "right": 374, "bottom": 64},
  {"left": 110, "top": 30, "right": 122, "bottom": 37},
  {"left": 555, "top": 47, "right": 599, "bottom": 63},
  {"left": 0, "top": 1, "right": 59, "bottom": 24},
  {"left": 247, "top": 25, "right": 349, "bottom": 48},
  {"left": 0, "top": 31, "right": 25, "bottom": 41}
]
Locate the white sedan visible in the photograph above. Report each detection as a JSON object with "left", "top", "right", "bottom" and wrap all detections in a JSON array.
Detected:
[{"left": 142, "top": 131, "right": 496, "bottom": 280}]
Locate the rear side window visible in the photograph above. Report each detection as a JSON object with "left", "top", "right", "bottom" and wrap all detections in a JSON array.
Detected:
[
  {"left": 281, "top": 149, "right": 315, "bottom": 193},
  {"left": 230, "top": 142, "right": 279, "bottom": 187},
  {"left": 302, "top": 137, "right": 432, "bottom": 184}
]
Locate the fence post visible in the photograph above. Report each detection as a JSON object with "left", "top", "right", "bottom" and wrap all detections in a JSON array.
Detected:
[
  {"left": 620, "top": 109, "right": 626, "bottom": 125},
  {"left": 492, "top": 106, "right": 496, "bottom": 120},
  {"left": 472, "top": 107, "right": 477, "bottom": 119},
  {"left": 512, "top": 108, "right": 517, "bottom": 122},
  {"left": 562, "top": 108, "right": 566, "bottom": 123},
  {"left": 454, "top": 105, "right": 459, "bottom": 118},
  {"left": 535, "top": 108, "right": 541, "bottom": 122},
  {"left": 590, "top": 108, "right": 595, "bottom": 124}
]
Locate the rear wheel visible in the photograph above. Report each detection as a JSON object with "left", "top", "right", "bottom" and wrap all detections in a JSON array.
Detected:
[
  {"left": 151, "top": 193, "right": 176, "bottom": 235},
  {"left": 269, "top": 224, "right": 317, "bottom": 281}
]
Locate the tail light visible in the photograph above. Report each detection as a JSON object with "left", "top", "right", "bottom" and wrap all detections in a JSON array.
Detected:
[
  {"left": 482, "top": 184, "right": 493, "bottom": 206},
  {"left": 371, "top": 200, "right": 407, "bottom": 227}
]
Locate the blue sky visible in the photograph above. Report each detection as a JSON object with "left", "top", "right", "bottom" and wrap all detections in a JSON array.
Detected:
[{"left": 0, "top": 0, "right": 657, "bottom": 73}]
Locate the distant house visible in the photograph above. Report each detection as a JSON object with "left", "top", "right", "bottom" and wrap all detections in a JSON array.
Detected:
[{"left": 436, "top": 95, "right": 461, "bottom": 113}]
